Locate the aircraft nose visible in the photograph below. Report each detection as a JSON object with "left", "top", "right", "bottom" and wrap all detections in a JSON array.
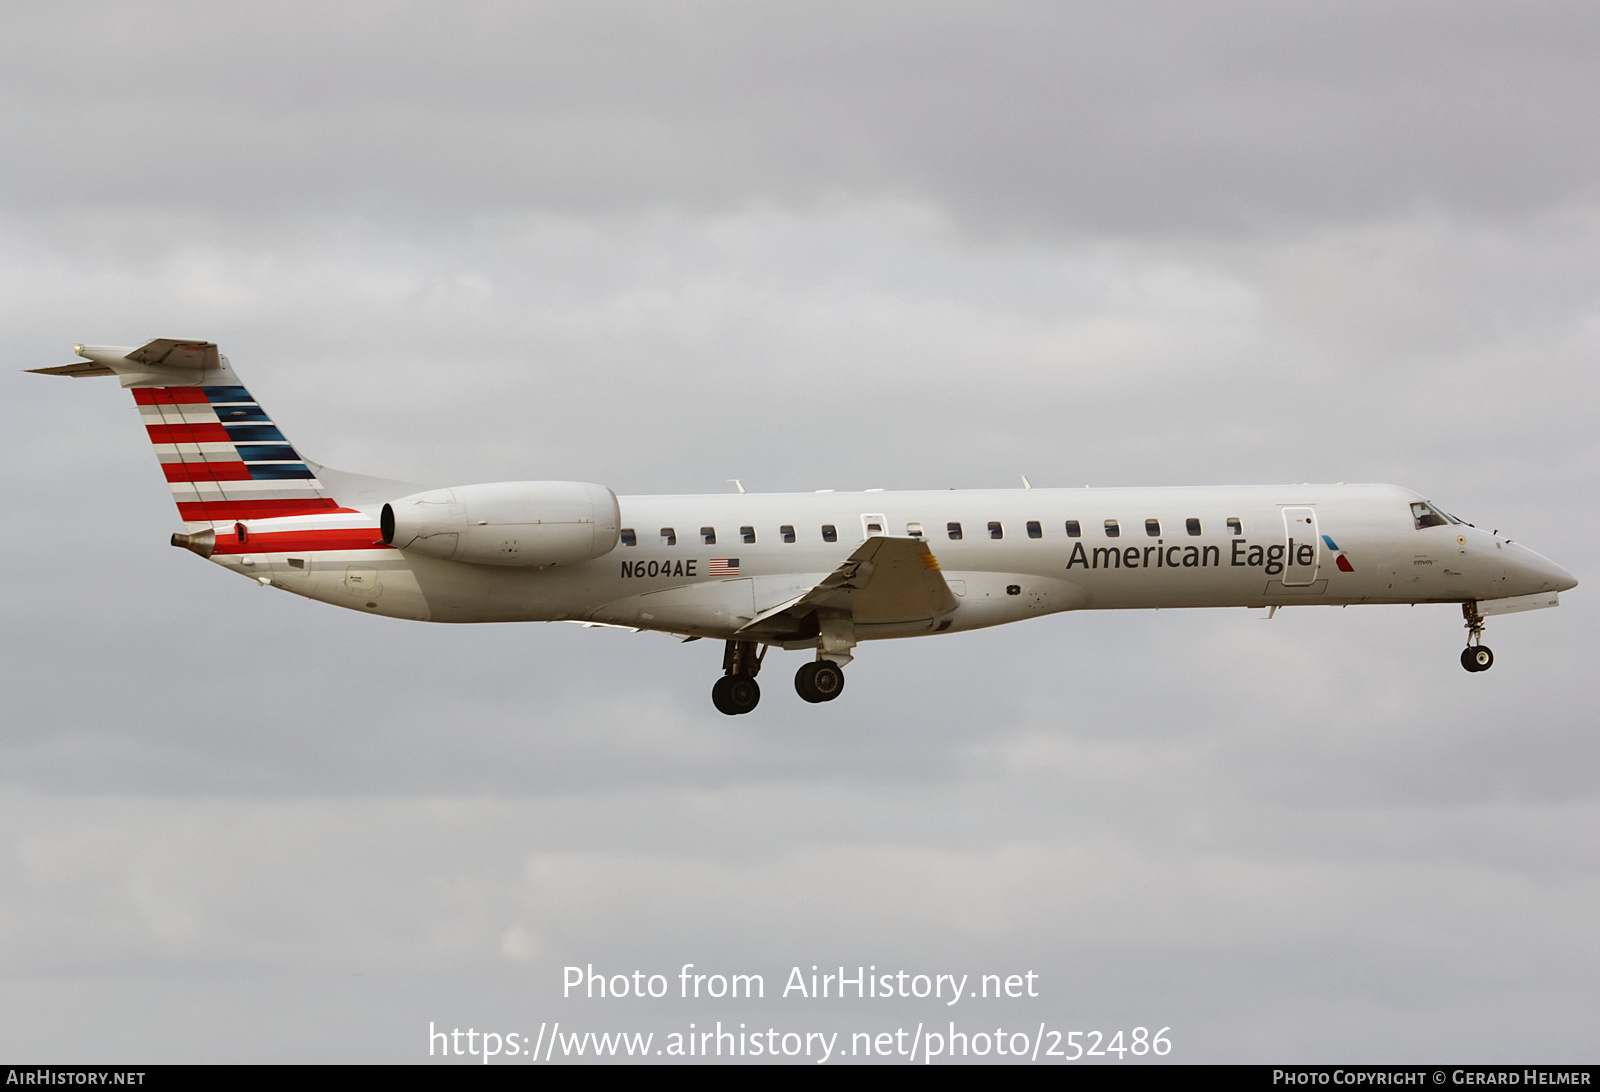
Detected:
[{"left": 1508, "top": 542, "right": 1577, "bottom": 593}]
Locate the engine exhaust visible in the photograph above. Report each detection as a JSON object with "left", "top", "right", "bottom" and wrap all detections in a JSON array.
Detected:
[{"left": 170, "top": 529, "right": 216, "bottom": 558}]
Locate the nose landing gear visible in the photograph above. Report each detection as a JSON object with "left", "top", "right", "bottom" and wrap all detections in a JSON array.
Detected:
[
  {"left": 712, "top": 639, "right": 765, "bottom": 715},
  {"left": 1460, "top": 603, "right": 1494, "bottom": 673}
]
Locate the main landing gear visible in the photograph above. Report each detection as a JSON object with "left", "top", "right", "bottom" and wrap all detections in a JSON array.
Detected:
[
  {"left": 710, "top": 640, "right": 850, "bottom": 713},
  {"left": 794, "top": 660, "right": 845, "bottom": 704},
  {"left": 1460, "top": 603, "right": 1494, "bottom": 673},
  {"left": 712, "top": 640, "right": 765, "bottom": 715}
]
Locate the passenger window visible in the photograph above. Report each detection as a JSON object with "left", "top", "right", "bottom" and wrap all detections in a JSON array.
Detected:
[
  {"left": 865, "top": 520, "right": 883, "bottom": 535},
  {"left": 1186, "top": 518, "right": 1201, "bottom": 536},
  {"left": 741, "top": 526, "right": 755, "bottom": 544},
  {"left": 948, "top": 522, "right": 963, "bottom": 540},
  {"left": 1065, "top": 520, "right": 1081, "bottom": 538},
  {"left": 906, "top": 522, "right": 924, "bottom": 539},
  {"left": 1104, "top": 519, "right": 1120, "bottom": 538},
  {"left": 1145, "top": 519, "right": 1161, "bottom": 537},
  {"left": 1226, "top": 517, "right": 1242, "bottom": 535},
  {"left": 988, "top": 521, "right": 1003, "bottom": 539},
  {"left": 660, "top": 527, "right": 677, "bottom": 546},
  {"left": 1026, "top": 520, "right": 1042, "bottom": 539},
  {"left": 235, "top": 522, "right": 248, "bottom": 544},
  {"left": 620, "top": 528, "right": 637, "bottom": 547},
  {"left": 822, "top": 524, "right": 838, "bottom": 543},
  {"left": 1411, "top": 501, "right": 1450, "bottom": 529},
  {"left": 701, "top": 527, "right": 716, "bottom": 545},
  {"left": 781, "top": 524, "right": 796, "bottom": 544}
]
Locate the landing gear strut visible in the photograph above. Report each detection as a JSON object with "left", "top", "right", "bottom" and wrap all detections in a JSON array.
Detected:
[
  {"left": 712, "top": 639, "right": 765, "bottom": 715},
  {"left": 1460, "top": 603, "right": 1494, "bottom": 673},
  {"left": 795, "top": 659, "right": 845, "bottom": 703}
]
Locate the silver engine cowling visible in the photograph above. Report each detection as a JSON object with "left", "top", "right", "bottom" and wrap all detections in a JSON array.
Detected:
[{"left": 381, "top": 481, "right": 620, "bottom": 567}]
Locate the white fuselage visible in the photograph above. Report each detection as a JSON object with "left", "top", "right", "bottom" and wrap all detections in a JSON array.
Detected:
[{"left": 210, "top": 482, "right": 1575, "bottom": 643}]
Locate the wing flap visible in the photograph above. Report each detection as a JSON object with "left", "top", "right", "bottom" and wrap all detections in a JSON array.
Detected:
[{"left": 738, "top": 536, "right": 957, "bottom": 632}]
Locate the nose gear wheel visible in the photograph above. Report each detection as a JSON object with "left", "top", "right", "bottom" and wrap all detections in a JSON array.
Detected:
[{"left": 1460, "top": 603, "right": 1494, "bottom": 672}]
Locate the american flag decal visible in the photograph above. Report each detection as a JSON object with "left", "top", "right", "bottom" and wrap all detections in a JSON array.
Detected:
[{"left": 708, "top": 558, "right": 740, "bottom": 576}]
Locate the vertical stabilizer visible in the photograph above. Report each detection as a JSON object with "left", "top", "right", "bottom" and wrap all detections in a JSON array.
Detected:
[{"left": 32, "top": 341, "right": 351, "bottom": 530}]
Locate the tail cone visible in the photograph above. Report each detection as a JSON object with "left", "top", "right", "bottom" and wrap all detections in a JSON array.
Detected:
[{"left": 170, "top": 529, "right": 215, "bottom": 558}]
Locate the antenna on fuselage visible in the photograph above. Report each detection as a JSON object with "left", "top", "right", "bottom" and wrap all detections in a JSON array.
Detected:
[{"left": 728, "top": 479, "right": 746, "bottom": 494}]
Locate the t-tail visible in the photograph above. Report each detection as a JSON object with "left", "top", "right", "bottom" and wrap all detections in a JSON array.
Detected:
[
  {"left": 31, "top": 341, "right": 352, "bottom": 541},
  {"left": 33, "top": 341, "right": 428, "bottom": 621}
]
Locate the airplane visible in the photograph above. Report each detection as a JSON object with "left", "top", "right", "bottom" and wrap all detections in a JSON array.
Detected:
[{"left": 32, "top": 339, "right": 1579, "bottom": 715}]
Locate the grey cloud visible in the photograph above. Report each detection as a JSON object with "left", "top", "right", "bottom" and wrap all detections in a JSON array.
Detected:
[
  {"left": 3, "top": 0, "right": 1598, "bottom": 1064},
  {"left": 8, "top": 2, "right": 1600, "bottom": 234}
]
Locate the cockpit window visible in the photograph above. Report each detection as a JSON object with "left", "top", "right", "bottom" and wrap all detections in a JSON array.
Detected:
[{"left": 1411, "top": 501, "right": 1451, "bottom": 530}]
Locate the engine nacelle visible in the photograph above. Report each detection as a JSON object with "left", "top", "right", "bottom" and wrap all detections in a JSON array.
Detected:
[{"left": 381, "top": 481, "right": 620, "bottom": 567}]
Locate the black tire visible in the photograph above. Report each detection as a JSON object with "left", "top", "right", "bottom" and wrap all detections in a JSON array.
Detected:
[
  {"left": 795, "top": 660, "right": 846, "bottom": 703},
  {"left": 713, "top": 674, "right": 761, "bottom": 714},
  {"left": 711, "top": 675, "right": 738, "bottom": 714},
  {"left": 1461, "top": 645, "right": 1494, "bottom": 673}
]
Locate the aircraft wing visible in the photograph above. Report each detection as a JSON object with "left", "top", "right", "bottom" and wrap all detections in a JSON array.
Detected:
[{"left": 740, "top": 535, "right": 958, "bottom": 632}]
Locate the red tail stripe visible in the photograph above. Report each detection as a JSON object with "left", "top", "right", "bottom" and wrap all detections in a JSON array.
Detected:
[
  {"left": 177, "top": 499, "right": 352, "bottom": 520},
  {"left": 147, "top": 423, "right": 231, "bottom": 444},
  {"left": 212, "top": 528, "right": 391, "bottom": 555},
  {"left": 162, "top": 461, "right": 253, "bottom": 482},
  {"left": 133, "top": 388, "right": 211, "bottom": 406}
]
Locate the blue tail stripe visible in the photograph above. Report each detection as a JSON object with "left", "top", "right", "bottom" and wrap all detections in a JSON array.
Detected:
[
  {"left": 215, "top": 406, "right": 271, "bottom": 422},
  {"left": 222, "top": 424, "right": 287, "bottom": 442},
  {"left": 203, "top": 386, "right": 254, "bottom": 402},
  {"left": 248, "top": 464, "right": 317, "bottom": 480},
  {"left": 1321, "top": 534, "right": 1340, "bottom": 550},
  {"left": 234, "top": 444, "right": 301, "bottom": 461}
]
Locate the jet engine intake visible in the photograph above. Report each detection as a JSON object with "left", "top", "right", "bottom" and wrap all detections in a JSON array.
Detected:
[{"left": 381, "top": 481, "right": 620, "bottom": 567}]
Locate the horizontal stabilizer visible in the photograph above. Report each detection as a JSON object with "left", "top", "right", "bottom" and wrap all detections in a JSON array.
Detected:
[
  {"left": 126, "top": 338, "right": 219, "bottom": 371},
  {"left": 27, "top": 361, "right": 117, "bottom": 378},
  {"left": 26, "top": 341, "right": 236, "bottom": 389}
]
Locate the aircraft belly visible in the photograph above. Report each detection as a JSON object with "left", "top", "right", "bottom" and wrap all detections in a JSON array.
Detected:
[
  {"left": 208, "top": 549, "right": 436, "bottom": 621},
  {"left": 284, "top": 562, "right": 433, "bottom": 621},
  {"left": 943, "top": 573, "right": 1088, "bottom": 632},
  {"left": 589, "top": 578, "right": 757, "bottom": 635}
]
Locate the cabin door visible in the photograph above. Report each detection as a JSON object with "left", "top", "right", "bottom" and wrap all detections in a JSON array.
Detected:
[{"left": 1280, "top": 506, "right": 1320, "bottom": 586}]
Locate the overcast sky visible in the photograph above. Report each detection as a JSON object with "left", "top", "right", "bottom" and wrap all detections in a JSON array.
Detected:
[{"left": 3, "top": 1, "right": 1598, "bottom": 1064}]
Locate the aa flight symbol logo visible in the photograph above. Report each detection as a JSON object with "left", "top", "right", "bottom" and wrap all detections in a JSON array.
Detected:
[{"left": 1321, "top": 535, "right": 1355, "bottom": 572}]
